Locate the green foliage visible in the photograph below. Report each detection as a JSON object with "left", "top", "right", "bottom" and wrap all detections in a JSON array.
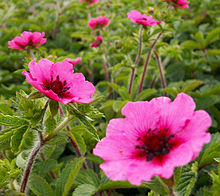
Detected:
[
  {"left": 0, "top": 159, "right": 21, "bottom": 189},
  {"left": 29, "top": 174, "right": 54, "bottom": 196},
  {"left": 175, "top": 162, "right": 198, "bottom": 196},
  {"left": 55, "top": 158, "right": 85, "bottom": 196}
]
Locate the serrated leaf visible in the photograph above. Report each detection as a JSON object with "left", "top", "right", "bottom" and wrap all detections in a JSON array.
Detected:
[
  {"left": 175, "top": 162, "right": 198, "bottom": 196},
  {"left": 134, "top": 89, "right": 157, "bottom": 101},
  {"left": 183, "top": 80, "right": 203, "bottom": 92},
  {"left": 72, "top": 184, "right": 97, "bottom": 196},
  {"left": 198, "top": 133, "right": 220, "bottom": 167},
  {"left": 0, "top": 113, "right": 29, "bottom": 127},
  {"left": 55, "top": 158, "right": 85, "bottom": 196},
  {"left": 49, "top": 99, "right": 59, "bottom": 117},
  {"left": 69, "top": 130, "right": 86, "bottom": 155},
  {"left": 211, "top": 164, "right": 220, "bottom": 196},
  {"left": 33, "top": 159, "right": 58, "bottom": 176},
  {"left": 29, "top": 174, "right": 54, "bottom": 196},
  {"left": 75, "top": 169, "right": 100, "bottom": 187},
  {"left": 45, "top": 116, "right": 57, "bottom": 135},
  {"left": 67, "top": 104, "right": 99, "bottom": 141},
  {"left": 10, "top": 125, "right": 29, "bottom": 153}
]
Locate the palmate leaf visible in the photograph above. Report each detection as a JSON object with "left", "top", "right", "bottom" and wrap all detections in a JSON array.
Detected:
[
  {"left": 174, "top": 162, "right": 198, "bottom": 196},
  {"left": 55, "top": 158, "right": 85, "bottom": 196}
]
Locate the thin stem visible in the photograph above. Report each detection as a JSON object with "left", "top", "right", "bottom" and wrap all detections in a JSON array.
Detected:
[
  {"left": 20, "top": 132, "right": 44, "bottom": 193},
  {"left": 154, "top": 51, "right": 167, "bottom": 95},
  {"left": 66, "top": 125, "right": 88, "bottom": 170},
  {"left": 59, "top": 106, "right": 88, "bottom": 169},
  {"left": 138, "top": 32, "right": 163, "bottom": 93},
  {"left": 168, "top": 186, "right": 176, "bottom": 196},
  {"left": 150, "top": 75, "right": 157, "bottom": 88},
  {"left": 43, "top": 115, "right": 74, "bottom": 142},
  {"left": 128, "top": 26, "right": 143, "bottom": 94},
  {"left": 40, "top": 100, "right": 49, "bottom": 124}
]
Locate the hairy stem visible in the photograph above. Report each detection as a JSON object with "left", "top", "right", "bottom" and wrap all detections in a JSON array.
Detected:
[
  {"left": 20, "top": 132, "right": 44, "bottom": 193},
  {"left": 128, "top": 26, "right": 143, "bottom": 94},
  {"left": 138, "top": 32, "right": 163, "bottom": 93},
  {"left": 168, "top": 186, "right": 176, "bottom": 196},
  {"left": 154, "top": 51, "right": 167, "bottom": 95},
  {"left": 43, "top": 115, "right": 74, "bottom": 142}
]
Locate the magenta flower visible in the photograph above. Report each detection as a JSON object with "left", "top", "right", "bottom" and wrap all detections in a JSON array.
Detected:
[
  {"left": 165, "top": 0, "right": 189, "bottom": 9},
  {"left": 127, "top": 10, "right": 162, "bottom": 26},
  {"left": 8, "top": 31, "right": 46, "bottom": 49},
  {"left": 22, "top": 58, "right": 95, "bottom": 104},
  {"left": 80, "top": 0, "right": 98, "bottom": 6},
  {"left": 175, "top": 0, "right": 189, "bottom": 8},
  {"left": 93, "top": 93, "right": 211, "bottom": 185},
  {"left": 88, "top": 16, "right": 110, "bottom": 30},
  {"left": 90, "top": 36, "right": 103, "bottom": 47}
]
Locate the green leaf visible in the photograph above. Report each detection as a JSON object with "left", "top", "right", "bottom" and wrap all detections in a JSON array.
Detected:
[
  {"left": 183, "top": 80, "right": 203, "bottom": 92},
  {"left": 134, "top": 89, "right": 157, "bottom": 101},
  {"left": 198, "top": 133, "right": 220, "bottom": 167},
  {"left": 86, "top": 154, "right": 104, "bottom": 165},
  {"left": 33, "top": 159, "right": 58, "bottom": 176},
  {"left": 28, "top": 91, "right": 45, "bottom": 99},
  {"left": 142, "top": 176, "right": 170, "bottom": 195},
  {"left": 10, "top": 125, "right": 29, "bottom": 153},
  {"left": 55, "top": 158, "right": 85, "bottom": 196},
  {"left": 112, "top": 100, "right": 129, "bottom": 113},
  {"left": 107, "top": 83, "right": 131, "bottom": 100},
  {"left": 210, "top": 164, "right": 220, "bottom": 196},
  {"left": 45, "top": 116, "right": 57, "bottom": 135},
  {"left": 206, "top": 49, "right": 220, "bottom": 56},
  {"left": 75, "top": 169, "right": 100, "bottom": 187},
  {"left": 175, "top": 162, "right": 198, "bottom": 196},
  {"left": 72, "top": 184, "right": 97, "bottom": 196},
  {"left": 205, "top": 27, "right": 220, "bottom": 45},
  {"left": 29, "top": 174, "right": 54, "bottom": 196},
  {"left": 0, "top": 104, "right": 13, "bottom": 115},
  {"left": 49, "top": 99, "right": 59, "bottom": 117},
  {"left": 0, "top": 113, "right": 29, "bottom": 127},
  {"left": 181, "top": 40, "right": 201, "bottom": 50},
  {"left": 194, "top": 31, "right": 205, "bottom": 48},
  {"left": 69, "top": 129, "right": 86, "bottom": 155},
  {"left": 67, "top": 104, "right": 99, "bottom": 141}
]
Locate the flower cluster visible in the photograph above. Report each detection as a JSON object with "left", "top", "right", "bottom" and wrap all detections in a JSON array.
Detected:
[
  {"left": 90, "top": 36, "right": 103, "bottom": 47},
  {"left": 8, "top": 31, "right": 46, "bottom": 49},
  {"left": 94, "top": 93, "right": 211, "bottom": 185},
  {"left": 22, "top": 58, "right": 95, "bottom": 104},
  {"left": 88, "top": 16, "right": 109, "bottom": 30},
  {"left": 164, "top": 0, "right": 189, "bottom": 9},
  {"left": 127, "top": 10, "right": 162, "bottom": 26}
]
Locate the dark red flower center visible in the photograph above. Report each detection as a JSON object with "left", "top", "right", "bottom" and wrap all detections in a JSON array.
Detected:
[
  {"left": 43, "top": 75, "right": 70, "bottom": 99},
  {"left": 135, "top": 128, "right": 175, "bottom": 161}
]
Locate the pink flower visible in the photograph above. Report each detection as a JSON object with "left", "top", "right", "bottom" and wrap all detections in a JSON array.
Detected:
[
  {"left": 93, "top": 93, "right": 211, "bottom": 185},
  {"left": 127, "top": 10, "right": 162, "bottom": 26},
  {"left": 8, "top": 31, "right": 46, "bottom": 49},
  {"left": 90, "top": 36, "right": 103, "bottom": 47},
  {"left": 80, "top": 0, "right": 98, "bottom": 6},
  {"left": 22, "top": 58, "right": 95, "bottom": 104},
  {"left": 175, "top": 0, "right": 189, "bottom": 8},
  {"left": 65, "top": 57, "right": 82, "bottom": 66},
  {"left": 165, "top": 0, "right": 189, "bottom": 9},
  {"left": 88, "top": 16, "right": 110, "bottom": 30}
]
